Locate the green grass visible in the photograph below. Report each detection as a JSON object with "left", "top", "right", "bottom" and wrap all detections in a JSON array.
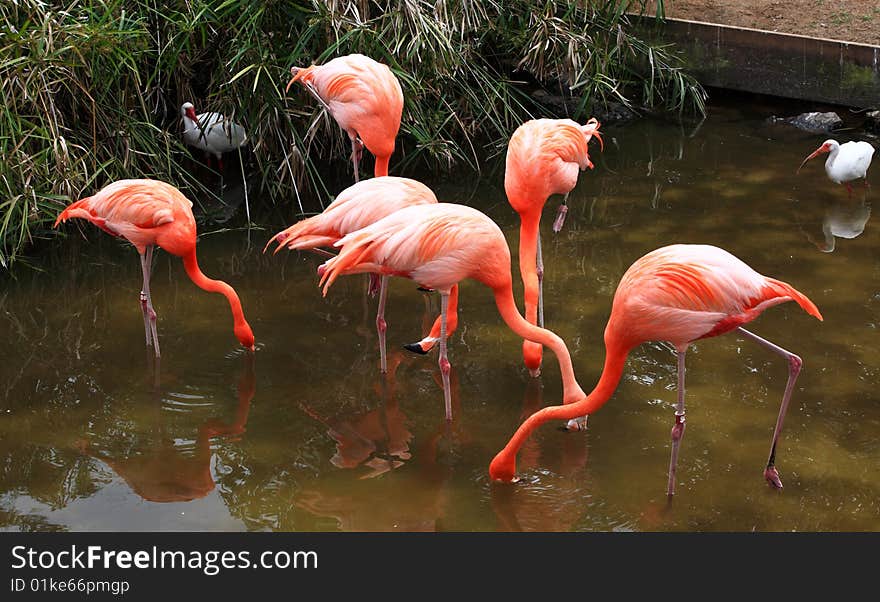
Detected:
[{"left": 0, "top": 0, "right": 704, "bottom": 269}]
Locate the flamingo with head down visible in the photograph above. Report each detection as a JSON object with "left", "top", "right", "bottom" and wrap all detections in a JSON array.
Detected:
[
  {"left": 265, "top": 176, "right": 458, "bottom": 374},
  {"left": 54, "top": 179, "right": 255, "bottom": 356},
  {"left": 287, "top": 54, "right": 403, "bottom": 182},
  {"left": 489, "top": 244, "right": 822, "bottom": 496},
  {"left": 505, "top": 118, "right": 602, "bottom": 378},
  {"left": 317, "top": 203, "right": 588, "bottom": 425}
]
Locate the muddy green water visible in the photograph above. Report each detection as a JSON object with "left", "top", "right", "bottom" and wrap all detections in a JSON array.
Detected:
[{"left": 2, "top": 99, "right": 878, "bottom": 531}]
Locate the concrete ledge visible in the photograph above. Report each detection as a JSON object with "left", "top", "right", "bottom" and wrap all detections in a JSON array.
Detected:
[{"left": 635, "top": 16, "right": 880, "bottom": 108}]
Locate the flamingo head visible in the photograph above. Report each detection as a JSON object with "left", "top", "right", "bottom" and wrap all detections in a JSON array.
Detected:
[
  {"left": 798, "top": 139, "right": 838, "bottom": 172},
  {"left": 581, "top": 118, "right": 604, "bottom": 152},
  {"left": 285, "top": 65, "right": 315, "bottom": 93},
  {"left": 235, "top": 321, "right": 256, "bottom": 352},
  {"left": 286, "top": 66, "right": 303, "bottom": 93},
  {"left": 181, "top": 102, "right": 200, "bottom": 126}
]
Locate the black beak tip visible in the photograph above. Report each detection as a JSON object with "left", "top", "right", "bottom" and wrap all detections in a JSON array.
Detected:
[{"left": 403, "top": 342, "right": 429, "bottom": 355}]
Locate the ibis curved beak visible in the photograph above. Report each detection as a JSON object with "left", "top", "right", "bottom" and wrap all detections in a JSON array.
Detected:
[{"left": 798, "top": 145, "right": 828, "bottom": 173}]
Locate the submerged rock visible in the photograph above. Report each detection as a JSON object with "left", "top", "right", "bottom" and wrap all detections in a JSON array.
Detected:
[
  {"left": 768, "top": 111, "right": 843, "bottom": 133},
  {"left": 865, "top": 110, "right": 880, "bottom": 135}
]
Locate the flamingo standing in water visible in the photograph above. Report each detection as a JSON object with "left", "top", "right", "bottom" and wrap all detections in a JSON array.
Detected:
[
  {"left": 54, "top": 179, "right": 255, "bottom": 356},
  {"left": 505, "top": 118, "right": 602, "bottom": 376},
  {"left": 180, "top": 102, "right": 248, "bottom": 171},
  {"left": 286, "top": 54, "right": 404, "bottom": 181},
  {"left": 318, "top": 203, "right": 589, "bottom": 423},
  {"left": 265, "top": 176, "right": 459, "bottom": 373},
  {"left": 798, "top": 139, "right": 875, "bottom": 196},
  {"left": 489, "top": 244, "right": 822, "bottom": 496}
]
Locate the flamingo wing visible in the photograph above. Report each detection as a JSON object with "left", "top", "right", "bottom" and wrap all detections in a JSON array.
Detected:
[
  {"left": 319, "top": 203, "right": 507, "bottom": 294},
  {"left": 612, "top": 245, "right": 822, "bottom": 347},
  {"left": 267, "top": 177, "right": 437, "bottom": 253},
  {"left": 506, "top": 118, "right": 601, "bottom": 210},
  {"left": 54, "top": 180, "right": 192, "bottom": 251},
  {"left": 299, "top": 54, "right": 403, "bottom": 157}
]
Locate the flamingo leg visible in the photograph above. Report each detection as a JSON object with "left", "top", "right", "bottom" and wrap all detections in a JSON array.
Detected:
[
  {"left": 552, "top": 192, "right": 570, "bottom": 233},
  {"left": 438, "top": 291, "right": 452, "bottom": 421},
  {"left": 737, "top": 327, "right": 802, "bottom": 489},
  {"left": 376, "top": 275, "right": 389, "bottom": 374},
  {"left": 367, "top": 273, "right": 381, "bottom": 297},
  {"left": 139, "top": 254, "right": 151, "bottom": 347},
  {"left": 141, "top": 245, "right": 160, "bottom": 357},
  {"left": 536, "top": 230, "right": 545, "bottom": 329},
  {"left": 351, "top": 137, "right": 363, "bottom": 183},
  {"left": 667, "top": 348, "right": 688, "bottom": 497}
]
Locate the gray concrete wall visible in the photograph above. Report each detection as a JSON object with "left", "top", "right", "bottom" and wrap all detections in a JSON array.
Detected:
[{"left": 635, "top": 16, "right": 880, "bottom": 108}]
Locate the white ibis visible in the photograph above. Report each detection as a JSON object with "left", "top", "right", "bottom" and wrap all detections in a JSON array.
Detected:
[
  {"left": 798, "top": 139, "right": 875, "bottom": 196},
  {"left": 180, "top": 102, "right": 247, "bottom": 171}
]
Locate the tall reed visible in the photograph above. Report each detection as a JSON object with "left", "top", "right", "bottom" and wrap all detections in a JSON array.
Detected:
[{"left": 0, "top": 0, "right": 704, "bottom": 268}]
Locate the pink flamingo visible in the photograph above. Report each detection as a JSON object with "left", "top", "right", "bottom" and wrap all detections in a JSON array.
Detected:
[
  {"left": 490, "top": 244, "right": 823, "bottom": 496},
  {"left": 505, "top": 118, "right": 602, "bottom": 376},
  {"left": 265, "top": 176, "right": 459, "bottom": 373},
  {"left": 54, "top": 179, "right": 255, "bottom": 356},
  {"left": 317, "top": 203, "right": 588, "bottom": 423},
  {"left": 287, "top": 54, "right": 404, "bottom": 181}
]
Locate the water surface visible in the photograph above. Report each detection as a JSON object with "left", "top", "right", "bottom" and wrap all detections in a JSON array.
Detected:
[{"left": 2, "top": 97, "right": 878, "bottom": 531}]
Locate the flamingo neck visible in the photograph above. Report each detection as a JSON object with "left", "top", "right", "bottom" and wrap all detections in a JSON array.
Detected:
[
  {"left": 181, "top": 250, "right": 254, "bottom": 348},
  {"left": 374, "top": 155, "right": 391, "bottom": 177},
  {"left": 491, "top": 283, "right": 586, "bottom": 402},
  {"left": 517, "top": 212, "right": 541, "bottom": 315},
  {"left": 489, "top": 337, "right": 630, "bottom": 481},
  {"left": 517, "top": 211, "right": 543, "bottom": 372}
]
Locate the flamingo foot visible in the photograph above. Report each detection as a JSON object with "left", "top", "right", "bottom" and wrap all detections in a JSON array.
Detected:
[
  {"left": 565, "top": 415, "right": 589, "bottom": 431},
  {"left": 764, "top": 465, "right": 784, "bottom": 489},
  {"left": 552, "top": 204, "right": 568, "bottom": 233}
]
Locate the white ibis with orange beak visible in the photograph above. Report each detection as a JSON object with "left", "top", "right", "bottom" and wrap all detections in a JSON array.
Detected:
[
  {"left": 798, "top": 139, "right": 875, "bottom": 195},
  {"left": 180, "top": 102, "right": 247, "bottom": 171}
]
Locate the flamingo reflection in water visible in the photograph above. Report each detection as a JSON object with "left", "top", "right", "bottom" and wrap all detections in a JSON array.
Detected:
[
  {"left": 299, "top": 351, "right": 414, "bottom": 480},
  {"left": 76, "top": 355, "right": 255, "bottom": 503},
  {"left": 295, "top": 357, "right": 464, "bottom": 531}
]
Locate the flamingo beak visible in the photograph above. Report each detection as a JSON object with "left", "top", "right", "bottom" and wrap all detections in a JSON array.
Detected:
[
  {"left": 285, "top": 66, "right": 301, "bottom": 94},
  {"left": 798, "top": 144, "right": 829, "bottom": 173}
]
